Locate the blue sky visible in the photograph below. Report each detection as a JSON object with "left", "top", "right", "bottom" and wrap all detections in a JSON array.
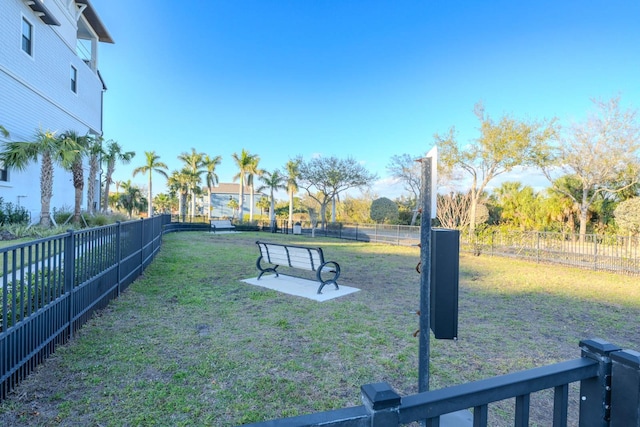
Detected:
[{"left": 91, "top": 0, "right": 640, "bottom": 199}]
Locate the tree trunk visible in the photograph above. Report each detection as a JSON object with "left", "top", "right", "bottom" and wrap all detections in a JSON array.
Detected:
[
  {"left": 238, "top": 183, "right": 245, "bottom": 223},
  {"left": 207, "top": 189, "right": 212, "bottom": 220},
  {"left": 87, "top": 154, "right": 98, "bottom": 214},
  {"left": 320, "top": 203, "right": 327, "bottom": 230},
  {"left": 72, "top": 160, "right": 84, "bottom": 225},
  {"left": 288, "top": 189, "right": 294, "bottom": 226},
  {"left": 331, "top": 197, "right": 337, "bottom": 223},
  {"left": 40, "top": 153, "right": 53, "bottom": 227},
  {"left": 249, "top": 185, "right": 255, "bottom": 222},
  {"left": 579, "top": 189, "right": 589, "bottom": 242},
  {"left": 102, "top": 162, "right": 115, "bottom": 212},
  {"left": 148, "top": 173, "right": 153, "bottom": 218},
  {"left": 469, "top": 194, "right": 478, "bottom": 235}
]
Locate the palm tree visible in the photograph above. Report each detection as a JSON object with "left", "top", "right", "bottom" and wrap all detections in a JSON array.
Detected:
[
  {"left": 153, "top": 193, "right": 174, "bottom": 214},
  {"left": 0, "top": 125, "right": 8, "bottom": 138},
  {"left": 227, "top": 198, "right": 239, "bottom": 219},
  {"left": 202, "top": 154, "right": 222, "bottom": 220},
  {"left": 102, "top": 140, "right": 135, "bottom": 212},
  {"left": 119, "top": 180, "right": 146, "bottom": 218},
  {"left": 86, "top": 135, "right": 104, "bottom": 215},
  {"left": 260, "top": 169, "right": 286, "bottom": 230},
  {"left": 246, "top": 156, "right": 263, "bottom": 222},
  {"left": 133, "top": 151, "right": 169, "bottom": 218},
  {"left": 167, "top": 169, "right": 191, "bottom": 221},
  {"left": 60, "top": 130, "right": 92, "bottom": 225},
  {"left": 257, "top": 196, "right": 270, "bottom": 217},
  {"left": 231, "top": 149, "right": 259, "bottom": 223},
  {"left": 0, "top": 129, "right": 81, "bottom": 227},
  {"left": 284, "top": 159, "right": 300, "bottom": 227},
  {"left": 177, "top": 148, "right": 204, "bottom": 220}
]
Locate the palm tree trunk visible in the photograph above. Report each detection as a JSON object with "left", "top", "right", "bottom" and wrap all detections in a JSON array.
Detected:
[
  {"left": 40, "top": 153, "right": 53, "bottom": 227},
  {"left": 87, "top": 154, "right": 99, "bottom": 214},
  {"left": 288, "top": 189, "right": 294, "bottom": 227},
  {"left": 207, "top": 189, "right": 212, "bottom": 220},
  {"left": 238, "top": 182, "right": 245, "bottom": 223},
  {"left": 102, "top": 162, "right": 115, "bottom": 212},
  {"left": 190, "top": 190, "right": 196, "bottom": 220},
  {"left": 250, "top": 185, "right": 255, "bottom": 222},
  {"left": 72, "top": 160, "right": 84, "bottom": 224},
  {"left": 147, "top": 172, "right": 153, "bottom": 218}
]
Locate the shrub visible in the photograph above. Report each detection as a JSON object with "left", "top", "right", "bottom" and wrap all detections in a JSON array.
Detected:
[
  {"left": 0, "top": 197, "right": 30, "bottom": 225},
  {"left": 52, "top": 206, "right": 73, "bottom": 225},
  {"left": 370, "top": 197, "right": 399, "bottom": 224}
]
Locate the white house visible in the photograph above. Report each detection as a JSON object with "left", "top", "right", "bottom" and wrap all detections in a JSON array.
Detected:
[{"left": 0, "top": 0, "right": 112, "bottom": 222}]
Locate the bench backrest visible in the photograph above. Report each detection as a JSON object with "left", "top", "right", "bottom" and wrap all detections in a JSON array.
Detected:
[
  {"left": 257, "top": 241, "right": 324, "bottom": 272},
  {"left": 210, "top": 220, "right": 234, "bottom": 227}
]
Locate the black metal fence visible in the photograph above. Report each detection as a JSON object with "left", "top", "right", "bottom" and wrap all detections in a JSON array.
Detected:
[
  {"left": 244, "top": 339, "right": 640, "bottom": 426},
  {"left": 464, "top": 230, "right": 640, "bottom": 276},
  {"left": 279, "top": 222, "right": 640, "bottom": 276},
  {"left": 0, "top": 214, "right": 171, "bottom": 399}
]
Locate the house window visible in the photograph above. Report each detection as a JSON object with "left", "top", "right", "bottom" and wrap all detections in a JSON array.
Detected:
[
  {"left": 70, "top": 65, "right": 77, "bottom": 93},
  {"left": 0, "top": 164, "right": 8, "bottom": 182},
  {"left": 22, "top": 17, "right": 33, "bottom": 55}
]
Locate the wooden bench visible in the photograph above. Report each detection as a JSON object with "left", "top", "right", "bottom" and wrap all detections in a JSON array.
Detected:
[
  {"left": 255, "top": 241, "right": 341, "bottom": 294},
  {"left": 210, "top": 219, "right": 236, "bottom": 233}
]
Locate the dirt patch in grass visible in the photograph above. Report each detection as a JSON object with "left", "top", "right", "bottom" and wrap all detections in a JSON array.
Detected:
[{"left": 1, "top": 231, "right": 639, "bottom": 426}]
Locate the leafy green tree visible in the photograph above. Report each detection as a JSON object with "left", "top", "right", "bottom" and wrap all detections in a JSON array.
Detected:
[
  {"left": 298, "top": 156, "right": 377, "bottom": 229},
  {"left": 133, "top": 151, "right": 169, "bottom": 218},
  {"left": 284, "top": 159, "right": 301, "bottom": 227},
  {"left": 339, "top": 195, "right": 374, "bottom": 224},
  {"left": 203, "top": 154, "right": 222, "bottom": 220},
  {"left": 232, "top": 149, "right": 259, "bottom": 223},
  {"left": 435, "top": 102, "right": 557, "bottom": 234},
  {"left": 394, "top": 195, "right": 417, "bottom": 225},
  {"left": 259, "top": 169, "right": 286, "bottom": 225},
  {"left": 539, "top": 97, "right": 640, "bottom": 238},
  {"left": 0, "top": 129, "right": 81, "bottom": 227},
  {"left": 102, "top": 140, "right": 135, "bottom": 212},
  {"left": 177, "top": 148, "right": 205, "bottom": 219},
  {"left": 614, "top": 197, "right": 640, "bottom": 236},
  {"left": 370, "top": 197, "right": 399, "bottom": 223}
]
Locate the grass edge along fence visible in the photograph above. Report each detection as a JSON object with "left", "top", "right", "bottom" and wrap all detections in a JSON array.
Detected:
[
  {"left": 289, "top": 222, "right": 640, "bottom": 276},
  {"left": 0, "top": 214, "right": 172, "bottom": 399}
]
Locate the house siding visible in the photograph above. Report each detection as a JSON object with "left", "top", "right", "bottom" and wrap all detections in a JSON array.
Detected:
[{"left": 0, "top": 0, "right": 109, "bottom": 222}]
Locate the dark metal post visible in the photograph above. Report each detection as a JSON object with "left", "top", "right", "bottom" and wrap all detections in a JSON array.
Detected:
[
  {"left": 361, "top": 382, "right": 401, "bottom": 427},
  {"left": 64, "top": 230, "right": 75, "bottom": 338},
  {"left": 579, "top": 338, "right": 622, "bottom": 426},
  {"left": 610, "top": 349, "right": 640, "bottom": 426},
  {"left": 419, "top": 156, "right": 433, "bottom": 394},
  {"left": 116, "top": 221, "right": 122, "bottom": 296}
]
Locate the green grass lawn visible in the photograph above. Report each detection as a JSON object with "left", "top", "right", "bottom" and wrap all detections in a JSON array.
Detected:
[{"left": 1, "top": 231, "right": 639, "bottom": 426}]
